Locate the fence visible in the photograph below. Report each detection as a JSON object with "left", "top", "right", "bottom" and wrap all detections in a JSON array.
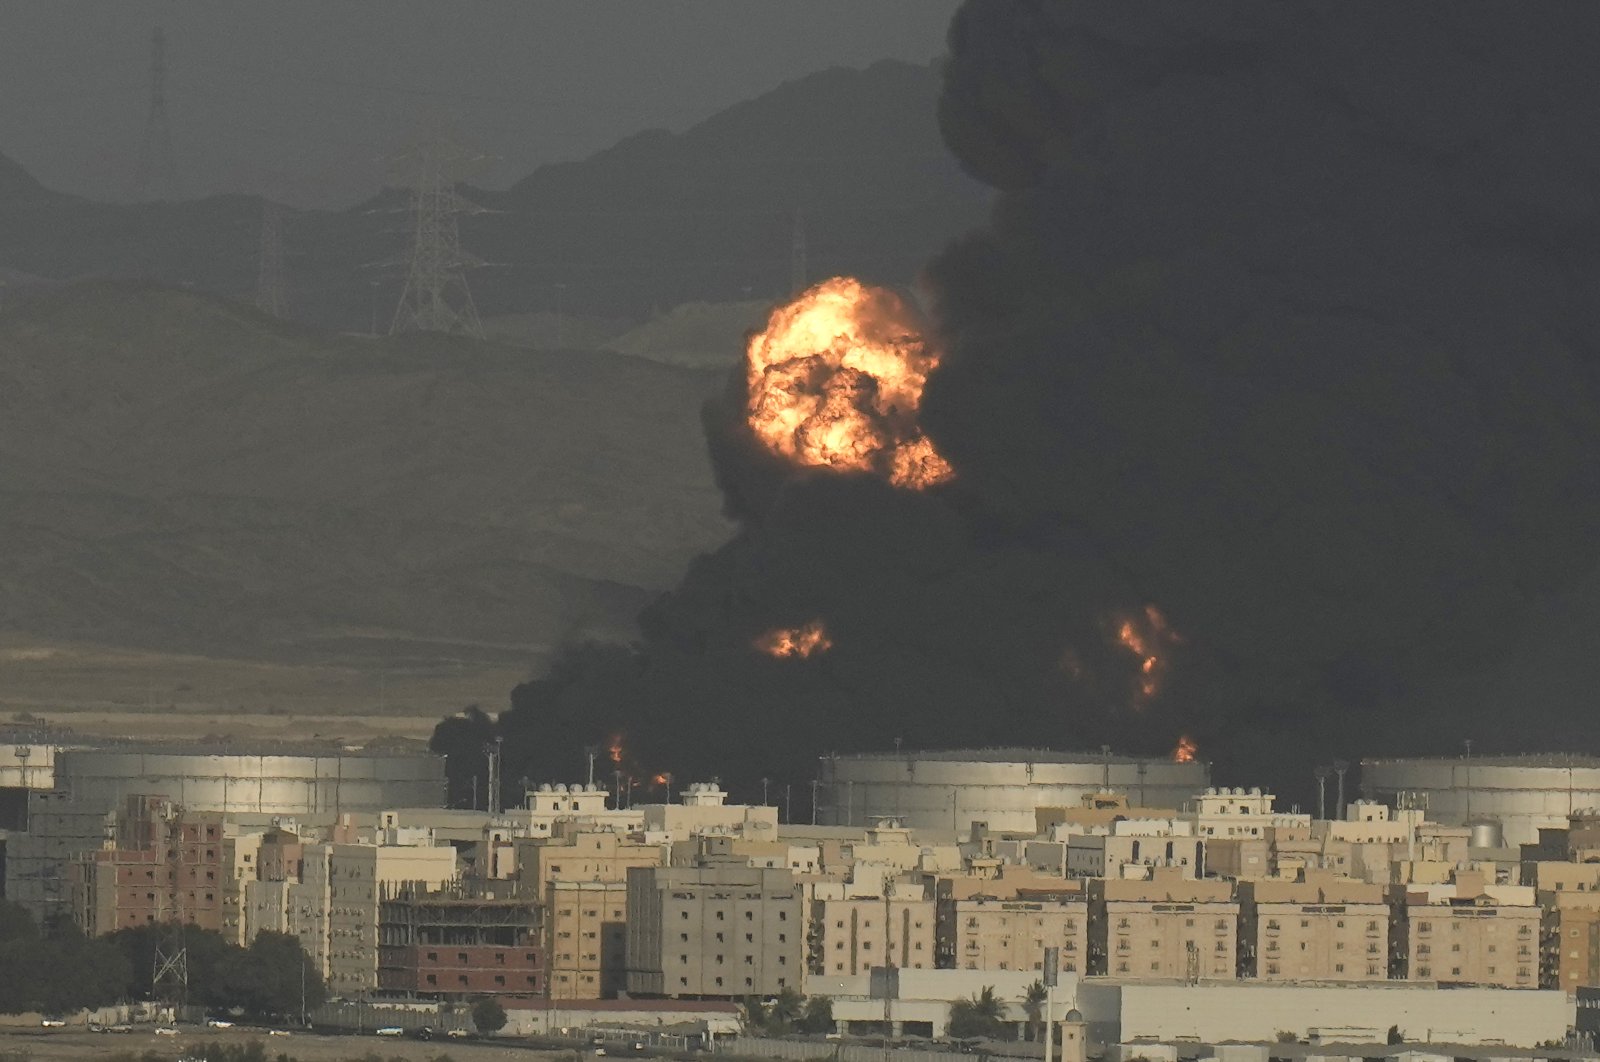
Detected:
[
  {"left": 716, "top": 1036, "right": 960, "bottom": 1062},
  {"left": 308, "top": 1000, "right": 468, "bottom": 1034}
]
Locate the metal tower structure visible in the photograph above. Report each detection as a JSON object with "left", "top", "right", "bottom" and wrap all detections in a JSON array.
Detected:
[
  {"left": 256, "top": 199, "right": 288, "bottom": 317},
  {"left": 151, "top": 810, "right": 188, "bottom": 1011},
  {"left": 137, "top": 27, "right": 180, "bottom": 201},
  {"left": 790, "top": 209, "right": 807, "bottom": 295},
  {"left": 387, "top": 120, "right": 487, "bottom": 338}
]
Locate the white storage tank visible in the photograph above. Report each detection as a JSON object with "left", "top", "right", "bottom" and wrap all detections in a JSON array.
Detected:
[
  {"left": 1362, "top": 754, "right": 1600, "bottom": 846},
  {"left": 817, "top": 747, "right": 1210, "bottom": 834}
]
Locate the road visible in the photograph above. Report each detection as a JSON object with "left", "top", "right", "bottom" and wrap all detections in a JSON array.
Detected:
[{"left": 0, "top": 1023, "right": 582, "bottom": 1061}]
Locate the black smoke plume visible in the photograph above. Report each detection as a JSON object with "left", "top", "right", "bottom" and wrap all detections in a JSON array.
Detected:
[{"left": 437, "top": 0, "right": 1600, "bottom": 809}]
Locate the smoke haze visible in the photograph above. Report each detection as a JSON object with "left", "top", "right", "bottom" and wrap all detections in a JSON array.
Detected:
[{"left": 448, "top": 0, "right": 1600, "bottom": 807}]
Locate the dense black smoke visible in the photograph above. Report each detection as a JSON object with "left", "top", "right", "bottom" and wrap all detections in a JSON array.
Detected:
[{"left": 439, "top": 0, "right": 1600, "bottom": 809}]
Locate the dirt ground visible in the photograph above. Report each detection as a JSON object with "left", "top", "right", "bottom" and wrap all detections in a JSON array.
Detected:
[
  {"left": 0, "top": 1023, "right": 574, "bottom": 1061},
  {"left": 0, "top": 636, "right": 530, "bottom": 745}
]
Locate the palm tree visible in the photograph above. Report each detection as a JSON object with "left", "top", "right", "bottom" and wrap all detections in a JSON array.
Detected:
[
  {"left": 1023, "top": 980, "right": 1047, "bottom": 1042},
  {"left": 948, "top": 985, "right": 1008, "bottom": 1041}
]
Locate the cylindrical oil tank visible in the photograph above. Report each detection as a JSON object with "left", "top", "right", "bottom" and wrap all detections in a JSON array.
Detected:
[
  {"left": 817, "top": 747, "right": 1211, "bottom": 834},
  {"left": 53, "top": 745, "right": 445, "bottom": 816},
  {"left": 1362, "top": 755, "right": 1600, "bottom": 846}
]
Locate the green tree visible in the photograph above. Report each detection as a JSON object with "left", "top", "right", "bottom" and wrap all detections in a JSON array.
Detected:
[
  {"left": 472, "top": 996, "right": 507, "bottom": 1034},
  {"left": 0, "top": 900, "right": 37, "bottom": 944},
  {"left": 947, "top": 986, "right": 1008, "bottom": 1041},
  {"left": 0, "top": 919, "right": 130, "bottom": 1014},
  {"left": 764, "top": 986, "right": 804, "bottom": 1033},
  {"left": 216, "top": 932, "right": 324, "bottom": 1020},
  {"left": 1022, "top": 980, "right": 1046, "bottom": 1042},
  {"left": 797, "top": 995, "right": 833, "bottom": 1035}
]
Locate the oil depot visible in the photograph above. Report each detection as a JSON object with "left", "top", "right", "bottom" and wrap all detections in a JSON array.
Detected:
[
  {"left": 48, "top": 743, "right": 445, "bottom": 816},
  {"left": 816, "top": 747, "right": 1211, "bottom": 834},
  {"left": 1361, "top": 754, "right": 1600, "bottom": 846}
]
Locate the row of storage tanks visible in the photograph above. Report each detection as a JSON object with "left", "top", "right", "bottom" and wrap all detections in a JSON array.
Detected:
[
  {"left": 818, "top": 749, "right": 1600, "bottom": 845},
  {"left": 9, "top": 740, "right": 1600, "bottom": 846}
]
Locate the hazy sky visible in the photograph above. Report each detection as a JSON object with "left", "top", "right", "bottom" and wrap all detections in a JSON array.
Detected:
[{"left": 0, "top": 1, "right": 962, "bottom": 209}]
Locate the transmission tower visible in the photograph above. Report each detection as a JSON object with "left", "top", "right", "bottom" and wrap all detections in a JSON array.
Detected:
[
  {"left": 387, "top": 119, "right": 488, "bottom": 338},
  {"left": 137, "top": 27, "right": 180, "bottom": 201},
  {"left": 256, "top": 199, "right": 288, "bottom": 317},
  {"left": 151, "top": 808, "right": 188, "bottom": 1013},
  {"left": 790, "top": 209, "right": 807, "bottom": 295}
]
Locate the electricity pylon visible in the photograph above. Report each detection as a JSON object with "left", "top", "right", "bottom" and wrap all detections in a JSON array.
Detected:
[{"left": 386, "top": 117, "right": 488, "bottom": 338}]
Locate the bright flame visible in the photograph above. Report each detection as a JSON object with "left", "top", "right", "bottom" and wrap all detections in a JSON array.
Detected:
[
  {"left": 1114, "top": 605, "right": 1181, "bottom": 704},
  {"left": 607, "top": 734, "right": 624, "bottom": 764},
  {"left": 1173, "top": 735, "right": 1198, "bottom": 763},
  {"left": 755, "top": 620, "right": 833, "bottom": 659},
  {"left": 745, "top": 276, "right": 953, "bottom": 489},
  {"left": 652, "top": 773, "right": 670, "bottom": 786}
]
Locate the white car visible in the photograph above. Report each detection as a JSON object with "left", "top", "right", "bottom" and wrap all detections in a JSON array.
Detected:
[
  {"left": 268, "top": 1029, "right": 291, "bottom": 1037},
  {"left": 206, "top": 1020, "right": 234, "bottom": 1029},
  {"left": 154, "top": 1027, "right": 180, "bottom": 1036},
  {"left": 447, "top": 1029, "right": 470, "bottom": 1039},
  {"left": 375, "top": 1026, "right": 404, "bottom": 1037},
  {"left": 39, "top": 1019, "right": 65, "bottom": 1028}
]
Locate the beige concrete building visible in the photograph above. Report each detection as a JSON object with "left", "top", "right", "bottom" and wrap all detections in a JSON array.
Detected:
[
  {"left": 1239, "top": 871, "right": 1391, "bottom": 982},
  {"left": 514, "top": 824, "right": 667, "bottom": 900},
  {"left": 640, "top": 783, "right": 779, "bottom": 842},
  {"left": 549, "top": 879, "right": 629, "bottom": 999},
  {"left": 1095, "top": 869, "right": 1239, "bottom": 981},
  {"left": 625, "top": 860, "right": 803, "bottom": 998},
  {"left": 1403, "top": 873, "right": 1538, "bottom": 988},
  {"left": 810, "top": 879, "right": 936, "bottom": 977},
  {"left": 304, "top": 841, "right": 457, "bottom": 997},
  {"left": 1542, "top": 889, "right": 1600, "bottom": 993},
  {"left": 940, "top": 886, "right": 1088, "bottom": 975},
  {"left": 1192, "top": 788, "right": 1310, "bottom": 842}
]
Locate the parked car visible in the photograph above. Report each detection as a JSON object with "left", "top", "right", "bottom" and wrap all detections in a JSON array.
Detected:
[
  {"left": 206, "top": 1019, "right": 234, "bottom": 1029},
  {"left": 39, "top": 1019, "right": 65, "bottom": 1028},
  {"left": 154, "top": 1026, "right": 180, "bottom": 1036},
  {"left": 375, "top": 1026, "right": 404, "bottom": 1037}
]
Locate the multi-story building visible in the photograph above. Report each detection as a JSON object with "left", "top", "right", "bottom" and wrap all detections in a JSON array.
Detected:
[
  {"left": 70, "top": 797, "right": 228, "bottom": 937},
  {"left": 939, "top": 885, "right": 1088, "bottom": 976},
  {"left": 810, "top": 871, "right": 935, "bottom": 977},
  {"left": 640, "top": 783, "right": 779, "bottom": 841},
  {"left": 1094, "top": 869, "right": 1239, "bottom": 981},
  {"left": 5, "top": 789, "right": 112, "bottom": 924},
  {"left": 1238, "top": 871, "right": 1391, "bottom": 982},
  {"left": 548, "top": 879, "right": 629, "bottom": 998},
  {"left": 378, "top": 881, "right": 542, "bottom": 999},
  {"left": 1542, "top": 889, "right": 1600, "bottom": 993},
  {"left": 514, "top": 823, "right": 666, "bottom": 901},
  {"left": 1191, "top": 788, "right": 1310, "bottom": 843},
  {"left": 301, "top": 841, "right": 456, "bottom": 997},
  {"left": 625, "top": 860, "right": 803, "bottom": 998},
  {"left": 1402, "top": 873, "right": 1539, "bottom": 988}
]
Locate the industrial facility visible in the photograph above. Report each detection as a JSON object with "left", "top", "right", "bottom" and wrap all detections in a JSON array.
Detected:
[
  {"left": 49, "top": 744, "right": 445, "bottom": 817},
  {"left": 816, "top": 748, "right": 1210, "bottom": 834},
  {"left": 1361, "top": 753, "right": 1600, "bottom": 846}
]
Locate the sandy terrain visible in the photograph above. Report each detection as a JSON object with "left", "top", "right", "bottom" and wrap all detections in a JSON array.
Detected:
[
  {"left": 0, "top": 1024, "right": 577, "bottom": 1061},
  {"left": 0, "top": 637, "right": 526, "bottom": 745}
]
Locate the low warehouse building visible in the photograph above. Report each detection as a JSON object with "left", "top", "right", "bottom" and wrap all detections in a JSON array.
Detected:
[{"left": 1076, "top": 982, "right": 1571, "bottom": 1048}]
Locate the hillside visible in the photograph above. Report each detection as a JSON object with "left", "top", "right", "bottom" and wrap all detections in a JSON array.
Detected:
[
  {"left": 0, "top": 283, "right": 731, "bottom": 681},
  {"left": 0, "top": 60, "right": 988, "bottom": 330}
]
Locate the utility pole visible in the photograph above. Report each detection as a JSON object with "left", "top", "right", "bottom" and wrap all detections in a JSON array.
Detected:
[
  {"left": 810, "top": 779, "right": 820, "bottom": 826},
  {"left": 386, "top": 117, "right": 488, "bottom": 338},
  {"left": 1332, "top": 760, "right": 1349, "bottom": 821},
  {"left": 1314, "top": 766, "right": 1330, "bottom": 821},
  {"left": 584, "top": 745, "right": 599, "bottom": 789},
  {"left": 137, "top": 27, "right": 180, "bottom": 200},
  {"left": 256, "top": 199, "right": 288, "bottom": 317}
]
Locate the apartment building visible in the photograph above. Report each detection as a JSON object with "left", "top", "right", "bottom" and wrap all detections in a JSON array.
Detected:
[
  {"left": 377, "top": 882, "right": 542, "bottom": 999},
  {"left": 309, "top": 841, "right": 457, "bottom": 997},
  {"left": 1403, "top": 873, "right": 1539, "bottom": 988},
  {"left": 548, "top": 879, "right": 629, "bottom": 998},
  {"left": 514, "top": 823, "right": 666, "bottom": 900},
  {"left": 1094, "top": 869, "right": 1239, "bottom": 981},
  {"left": 625, "top": 860, "right": 803, "bottom": 998},
  {"left": 940, "top": 887, "right": 1088, "bottom": 975},
  {"left": 1238, "top": 871, "right": 1392, "bottom": 982},
  {"left": 1542, "top": 889, "right": 1600, "bottom": 992},
  {"left": 641, "top": 783, "right": 779, "bottom": 841},
  {"left": 70, "top": 797, "right": 228, "bottom": 937},
  {"left": 810, "top": 872, "right": 936, "bottom": 977}
]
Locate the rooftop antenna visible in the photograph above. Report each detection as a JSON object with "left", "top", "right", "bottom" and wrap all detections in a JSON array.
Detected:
[
  {"left": 385, "top": 115, "right": 488, "bottom": 338},
  {"left": 255, "top": 199, "right": 288, "bottom": 317},
  {"left": 137, "top": 27, "right": 180, "bottom": 200}
]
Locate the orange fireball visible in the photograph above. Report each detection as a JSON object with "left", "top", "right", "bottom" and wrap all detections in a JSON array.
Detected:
[
  {"left": 1172, "top": 735, "right": 1198, "bottom": 763},
  {"left": 755, "top": 620, "right": 833, "bottom": 659},
  {"left": 1114, "top": 605, "right": 1181, "bottom": 704},
  {"left": 745, "top": 277, "right": 952, "bottom": 489}
]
